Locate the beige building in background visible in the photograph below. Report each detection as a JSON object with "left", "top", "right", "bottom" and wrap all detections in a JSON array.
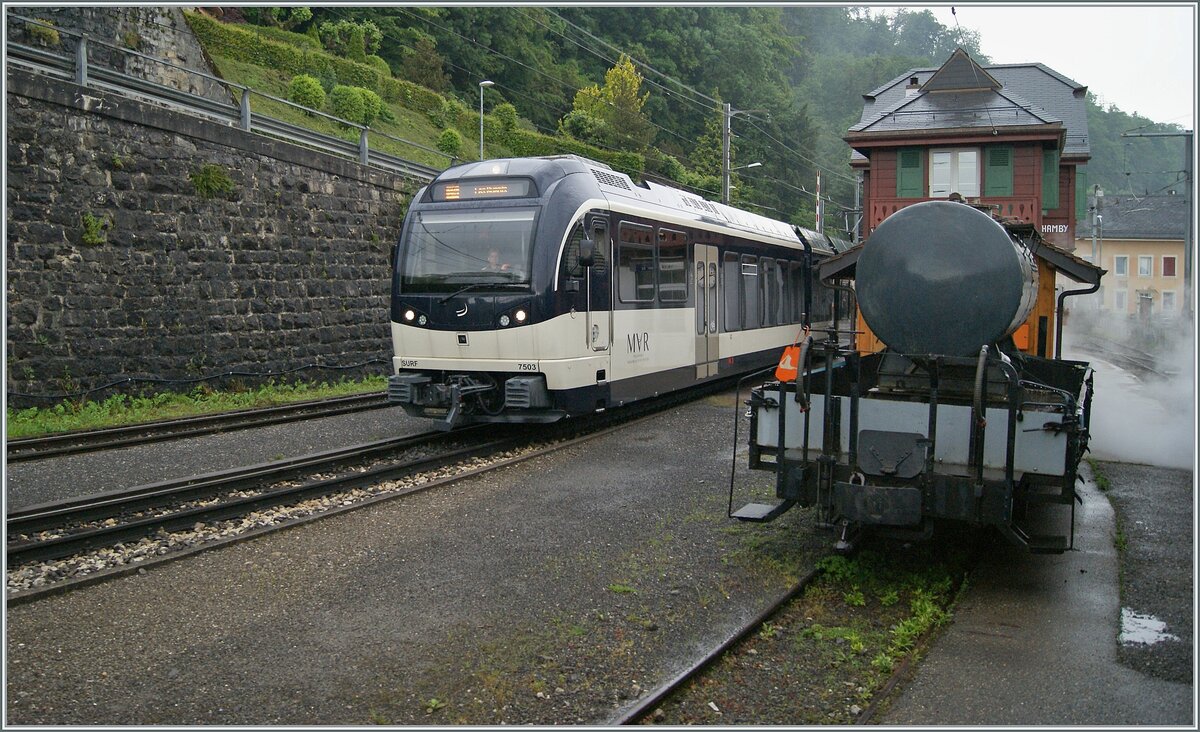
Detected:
[{"left": 1075, "top": 193, "right": 1190, "bottom": 319}]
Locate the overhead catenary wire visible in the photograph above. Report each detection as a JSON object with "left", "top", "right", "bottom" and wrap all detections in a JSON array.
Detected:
[{"left": 105, "top": 5, "right": 856, "bottom": 215}]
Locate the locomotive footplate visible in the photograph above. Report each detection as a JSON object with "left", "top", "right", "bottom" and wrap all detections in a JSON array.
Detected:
[{"left": 832, "top": 482, "right": 923, "bottom": 526}]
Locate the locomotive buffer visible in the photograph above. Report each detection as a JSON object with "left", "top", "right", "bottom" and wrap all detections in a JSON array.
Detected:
[{"left": 736, "top": 201, "right": 1103, "bottom": 553}]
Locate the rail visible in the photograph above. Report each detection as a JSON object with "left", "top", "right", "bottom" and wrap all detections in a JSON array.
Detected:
[{"left": 4, "top": 12, "right": 452, "bottom": 182}]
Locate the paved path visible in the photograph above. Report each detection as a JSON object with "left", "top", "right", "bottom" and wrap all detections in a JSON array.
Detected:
[{"left": 881, "top": 470, "right": 1193, "bottom": 726}]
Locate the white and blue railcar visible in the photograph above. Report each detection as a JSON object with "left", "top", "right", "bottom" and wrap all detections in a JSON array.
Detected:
[{"left": 388, "top": 155, "right": 850, "bottom": 428}]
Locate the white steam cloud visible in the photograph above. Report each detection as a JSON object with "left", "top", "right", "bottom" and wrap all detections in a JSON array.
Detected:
[{"left": 1060, "top": 308, "right": 1196, "bottom": 470}]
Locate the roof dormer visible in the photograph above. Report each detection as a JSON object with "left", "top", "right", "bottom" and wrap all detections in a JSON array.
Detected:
[{"left": 922, "top": 47, "right": 1002, "bottom": 93}]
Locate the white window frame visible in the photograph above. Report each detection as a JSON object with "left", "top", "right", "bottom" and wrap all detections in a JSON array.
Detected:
[
  {"left": 1162, "top": 255, "right": 1178, "bottom": 278},
  {"left": 928, "top": 147, "right": 980, "bottom": 198},
  {"left": 1162, "top": 291, "right": 1176, "bottom": 312},
  {"left": 1138, "top": 255, "right": 1153, "bottom": 277},
  {"left": 1113, "top": 289, "right": 1127, "bottom": 311},
  {"left": 1113, "top": 255, "right": 1128, "bottom": 277}
]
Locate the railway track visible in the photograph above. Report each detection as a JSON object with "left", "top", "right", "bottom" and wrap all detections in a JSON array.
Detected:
[
  {"left": 1073, "top": 337, "right": 1176, "bottom": 380},
  {"left": 611, "top": 543, "right": 971, "bottom": 726},
  {"left": 6, "top": 425, "right": 506, "bottom": 566},
  {"left": 612, "top": 567, "right": 823, "bottom": 725},
  {"left": 5, "top": 392, "right": 391, "bottom": 462},
  {"left": 7, "top": 374, "right": 760, "bottom": 600}
]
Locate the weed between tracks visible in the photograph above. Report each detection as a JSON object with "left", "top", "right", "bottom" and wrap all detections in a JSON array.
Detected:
[
  {"left": 647, "top": 540, "right": 971, "bottom": 725},
  {"left": 358, "top": 490, "right": 827, "bottom": 726}
]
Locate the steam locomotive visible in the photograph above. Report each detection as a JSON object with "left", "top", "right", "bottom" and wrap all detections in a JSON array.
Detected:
[{"left": 740, "top": 201, "right": 1099, "bottom": 553}]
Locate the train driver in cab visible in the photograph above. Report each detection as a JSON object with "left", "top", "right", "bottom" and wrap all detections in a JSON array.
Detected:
[{"left": 483, "top": 248, "right": 512, "bottom": 272}]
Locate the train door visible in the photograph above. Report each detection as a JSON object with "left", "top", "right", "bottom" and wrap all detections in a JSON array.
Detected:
[
  {"left": 585, "top": 215, "right": 612, "bottom": 352},
  {"left": 694, "top": 244, "right": 719, "bottom": 378}
]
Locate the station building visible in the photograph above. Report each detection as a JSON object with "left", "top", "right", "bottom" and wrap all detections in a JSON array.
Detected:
[
  {"left": 842, "top": 47, "right": 1098, "bottom": 358},
  {"left": 1075, "top": 193, "right": 1191, "bottom": 320}
]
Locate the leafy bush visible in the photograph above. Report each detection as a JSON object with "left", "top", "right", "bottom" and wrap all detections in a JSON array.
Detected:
[
  {"left": 359, "top": 88, "right": 385, "bottom": 125},
  {"left": 437, "top": 128, "right": 464, "bottom": 159},
  {"left": 317, "top": 19, "right": 381, "bottom": 60},
  {"left": 27, "top": 19, "right": 60, "bottom": 47},
  {"left": 328, "top": 84, "right": 366, "bottom": 125},
  {"left": 559, "top": 109, "right": 607, "bottom": 145},
  {"left": 245, "top": 23, "right": 321, "bottom": 50},
  {"left": 365, "top": 54, "right": 392, "bottom": 78},
  {"left": 493, "top": 102, "right": 519, "bottom": 132},
  {"left": 398, "top": 37, "right": 450, "bottom": 92},
  {"left": 80, "top": 212, "right": 109, "bottom": 245},
  {"left": 288, "top": 74, "right": 326, "bottom": 111},
  {"left": 647, "top": 151, "right": 685, "bottom": 181},
  {"left": 328, "top": 85, "right": 384, "bottom": 125}
]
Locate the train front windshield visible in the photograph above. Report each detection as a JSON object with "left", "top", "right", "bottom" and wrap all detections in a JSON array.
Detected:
[{"left": 400, "top": 208, "right": 537, "bottom": 293}]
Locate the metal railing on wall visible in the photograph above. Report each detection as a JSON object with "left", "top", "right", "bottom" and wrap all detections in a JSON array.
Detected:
[{"left": 4, "top": 12, "right": 453, "bottom": 182}]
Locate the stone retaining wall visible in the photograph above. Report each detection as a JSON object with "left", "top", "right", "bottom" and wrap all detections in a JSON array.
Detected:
[{"left": 5, "top": 68, "right": 418, "bottom": 405}]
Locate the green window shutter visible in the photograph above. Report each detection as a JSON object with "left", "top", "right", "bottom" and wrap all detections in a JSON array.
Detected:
[
  {"left": 896, "top": 148, "right": 924, "bottom": 198},
  {"left": 984, "top": 146, "right": 1013, "bottom": 196},
  {"left": 1042, "top": 148, "right": 1061, "bottom": 210}
]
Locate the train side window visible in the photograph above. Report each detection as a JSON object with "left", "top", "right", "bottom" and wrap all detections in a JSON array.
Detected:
[
  {"left": 723, "top": 252, "right": 742, "bottom": 331},
  {"left": 761, "top": 258, "right": 776, "bottom": 326},
  {"left": 788, "top": 262, "right": 805, "bottom": 323},
  {"left": 560, "top": 222, "right": 587, "bottom": 280},
  {"left": 812, "top": 279, "right": 835, "bottom": 324},
  {"left": 657, "top": 228, "right": 687, "bottom": 304},
  {"left": 617, "top": 222, "right": 655, "bottom": 303},
  {"left": 765, "top": 258, "right": 784, "bottom": 326},
  {"left": 741, "top": 255, "right": 760, "bottom": 328}
]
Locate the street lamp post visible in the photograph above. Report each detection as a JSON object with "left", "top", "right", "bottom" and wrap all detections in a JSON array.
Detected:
[
  {"left": 726, "top": 161, "right": 761, "bottom": 204},
  {"left": 479, "top": 80, "right": 494, "bottom": 160}
]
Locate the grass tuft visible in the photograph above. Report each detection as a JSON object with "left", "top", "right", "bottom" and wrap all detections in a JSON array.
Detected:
[{"left": 6, "top": 376, "right": 386, "bottom": 439}]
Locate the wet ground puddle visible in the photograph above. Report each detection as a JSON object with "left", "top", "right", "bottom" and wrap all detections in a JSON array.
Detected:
[{"left": 1120, "top": 608, "right": 1180, "bottom": 645}]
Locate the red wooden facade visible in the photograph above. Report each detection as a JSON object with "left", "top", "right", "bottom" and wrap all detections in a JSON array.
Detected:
[{"left": 854, "top": 142, "right": 1079, "bottom": 251}]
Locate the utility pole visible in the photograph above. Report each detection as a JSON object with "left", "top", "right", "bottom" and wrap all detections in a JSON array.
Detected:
[
  {"left": 1121, "top": 129, "right": 1194, "bottom": 321},
  {"left": 852, "top": 172, "right": 863, "bottom": 244},
  {"left": 721, "top": 103, "right": 767, "bottom": 205},
  {"left": 1089, "top": 185, "right": 1104, "bottom": 310},
  {"left": 722, "top": 102, "right": 731, "bottom": 204},
  {"left": 815, "top": 170, "right": 823, "bottom": 233}
]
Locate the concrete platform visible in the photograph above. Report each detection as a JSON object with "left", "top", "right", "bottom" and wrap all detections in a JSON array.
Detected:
[{"left": 881, "top": 468, "right": 1193, "bottom": 726}]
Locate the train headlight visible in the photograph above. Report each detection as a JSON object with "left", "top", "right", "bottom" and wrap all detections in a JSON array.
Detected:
[
  {"left": 404, "top": 309, "right": 416, "bottom": 322},
  {"left": 515, "top": 309, "right": 527, "bottom": 323},
  {"left": 417, "top": 315, "right": 428, "bottom": 326},
  {"left": 499, "top": 314, "right": 511, "bottom": 327}
]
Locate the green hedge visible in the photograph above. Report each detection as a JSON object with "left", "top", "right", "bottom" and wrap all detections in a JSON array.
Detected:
[
  {"left": 185, "top": 12, "right": 384, "bottom": 92},
  {"left": 186, "top": 11, "right": 643, "bottom": 178}
]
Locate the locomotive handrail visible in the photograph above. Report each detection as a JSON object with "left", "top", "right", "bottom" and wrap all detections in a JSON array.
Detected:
[{"left": 969, "top": 345, "right": 990, "bottom": 489}]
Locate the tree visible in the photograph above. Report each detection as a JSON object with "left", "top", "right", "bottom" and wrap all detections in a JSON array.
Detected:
[
  {"left": 564, "top": 55, "right": 654, "bottom": 151},
  {"left": 399, "top": 36, "right": 450, "bottom": 92}
]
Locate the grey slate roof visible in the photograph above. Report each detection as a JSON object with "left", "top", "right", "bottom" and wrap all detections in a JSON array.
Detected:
[
  {"left": 849, "top": 49, "right": 1090, "bottom": 160},
  {"left": 1095, "top": 194, "right": 1191, "bottom": 239}
]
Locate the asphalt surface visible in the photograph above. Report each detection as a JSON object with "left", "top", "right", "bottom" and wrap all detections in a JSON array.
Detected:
[
  {"left": 5, "top": 392, "right": 822, "bottom": 725},
  {"left": 880, "top": 466, "right": 1193, "bottom": 725}
]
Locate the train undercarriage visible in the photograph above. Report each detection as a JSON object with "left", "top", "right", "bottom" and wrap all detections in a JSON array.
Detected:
[
  {"left": 738, "top": 336, "right": 1094, "bottom": 553},
  {"left": 388, "top": 371, "right": 563, "bottom": 429}
]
